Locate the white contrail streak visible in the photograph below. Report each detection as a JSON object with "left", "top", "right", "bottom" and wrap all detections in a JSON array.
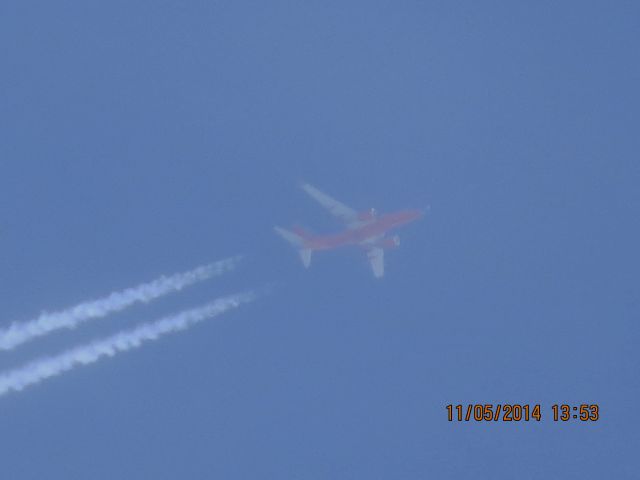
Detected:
[
  {"left": 0, "top": 256, "right": 242, "bottom": 351},
  {"left": 0, "top": 292, "right": 256, "bottom": 397}
]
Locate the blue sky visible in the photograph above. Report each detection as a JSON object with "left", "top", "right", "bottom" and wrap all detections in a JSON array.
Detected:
[{"left": 1, "top": 1, "right": 639, "bottom": 478}]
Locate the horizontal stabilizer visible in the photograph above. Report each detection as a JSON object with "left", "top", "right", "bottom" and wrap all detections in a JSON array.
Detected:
[
  {"left": 274, "top": 226, "right": 304, "bottom": 247},
  {"left": 274, "top": 226, "right": 313, "bottom": 268}
]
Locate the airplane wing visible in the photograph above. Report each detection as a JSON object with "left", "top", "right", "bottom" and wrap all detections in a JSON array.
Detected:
[
  {"left": 366, "top": 247, "right": 384, "bottom": 278},
  {"left": 300, "top": 183, "right": 360, "bottom": 226}
]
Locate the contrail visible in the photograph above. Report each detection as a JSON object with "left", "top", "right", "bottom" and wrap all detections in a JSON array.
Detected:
[
  {"left": 0, "top": 291, "right": 256, "bottom": 397},
  {"left": 0, "top": 256, "right": 242, "bottom": 351}
]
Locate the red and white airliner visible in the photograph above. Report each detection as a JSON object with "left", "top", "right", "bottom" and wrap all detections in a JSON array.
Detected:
[{"left": 275, "top": 183, "right": 424, "bottom": 278}]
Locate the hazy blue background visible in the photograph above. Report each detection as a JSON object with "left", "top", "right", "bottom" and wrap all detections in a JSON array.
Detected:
[{"left": 1, "top": 1, "right": 638, "bottom": 478}]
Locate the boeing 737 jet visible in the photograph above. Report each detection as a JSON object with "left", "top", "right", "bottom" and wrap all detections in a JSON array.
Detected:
[{"left": 275, "top": 183, "right": 423, "bottom": 278}]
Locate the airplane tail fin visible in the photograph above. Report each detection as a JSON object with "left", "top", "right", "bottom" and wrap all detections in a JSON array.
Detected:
[
  {"left": 298, "top": 248, "right": 312, "bottom": 268},
  {"left": 274, "top": 226, "right": 313, "bottom": 268}
]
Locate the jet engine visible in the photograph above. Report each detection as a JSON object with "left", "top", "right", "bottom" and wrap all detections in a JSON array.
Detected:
[
  {"left": 381, "top": 235, "right": 400, "bottom": 249},
  {"left": 358, "top": 208, "right": 377, "bottom": 221}
]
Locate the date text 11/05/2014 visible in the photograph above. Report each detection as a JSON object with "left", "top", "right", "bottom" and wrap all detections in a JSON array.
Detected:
[{"left": 446, "top": 404, "right": 600, "bottom": 422}]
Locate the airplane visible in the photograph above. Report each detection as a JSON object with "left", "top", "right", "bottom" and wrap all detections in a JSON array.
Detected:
[{"left": 275, "top": 183, "right": 424, "bottom": 278}]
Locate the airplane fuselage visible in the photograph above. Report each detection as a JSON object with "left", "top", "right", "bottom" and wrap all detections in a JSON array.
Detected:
[{"left": 304, "top": 209, "right": 422, "bottom": 250}]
